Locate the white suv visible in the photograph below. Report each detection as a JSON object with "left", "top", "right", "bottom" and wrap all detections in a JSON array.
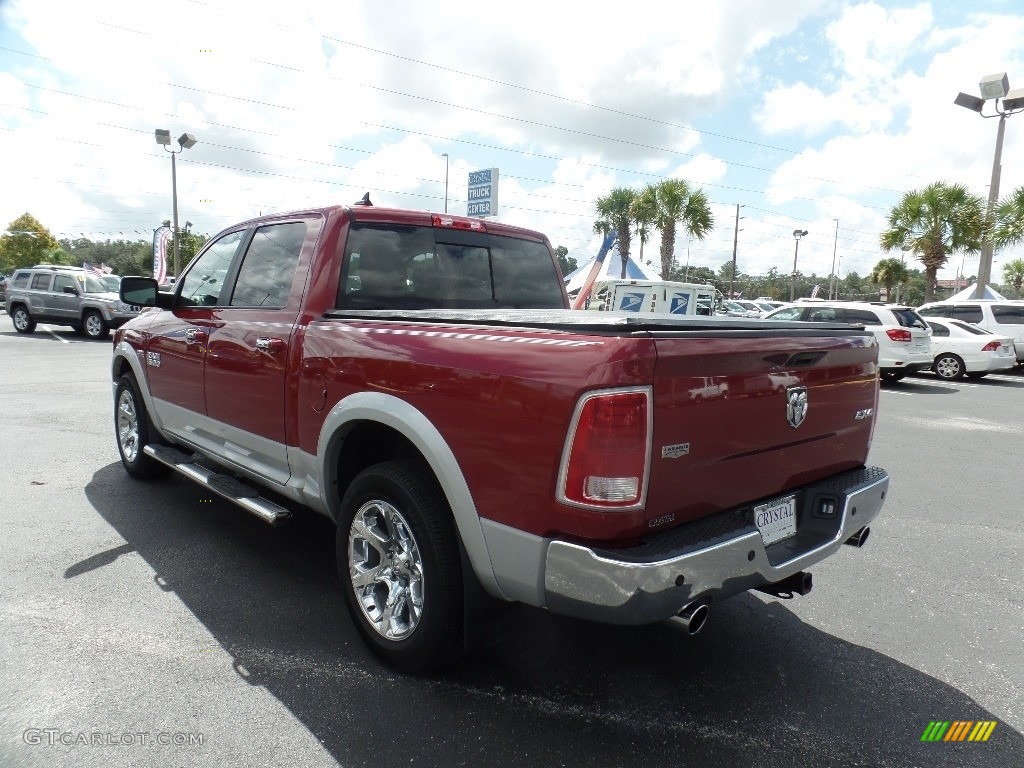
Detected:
[
  {"left": 917, "top": 300, "right": 1024, "bottom": 363},
  {"left": 765, "top": 302, "right": 932, "bottom": 381}
]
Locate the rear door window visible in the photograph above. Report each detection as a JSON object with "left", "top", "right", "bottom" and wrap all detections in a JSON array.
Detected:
[
  {"left": 950, "top": 304, "right": 983, "bottom": 323},
  {"left": 927, "top": 322, "right": 950, "bottom": 337},
  {"left": 843, "top": 308, "right": 882, "bottom": 325},
  {"left": 805, "top": 306, "right": 839, "bottom": 322},
  {"left": 30, "top": 273, "right": 52, "bottom": 290}
]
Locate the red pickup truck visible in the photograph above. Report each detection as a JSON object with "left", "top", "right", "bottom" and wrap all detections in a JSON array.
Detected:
[{"left": 113, "top": 202, "right": 888, "bottom": 672}]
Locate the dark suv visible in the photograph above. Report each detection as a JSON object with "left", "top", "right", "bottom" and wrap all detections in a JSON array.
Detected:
[{"left": 5, "top": 265, "right": 140, "bottom": 339}]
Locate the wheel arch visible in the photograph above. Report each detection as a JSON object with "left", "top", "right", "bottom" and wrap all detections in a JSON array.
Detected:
[
  {"left": 111, "top": 342, "right": 167, "bottom": 439},
  {"left": 317, "top": 392, "right": 505, "bottom": 600}
]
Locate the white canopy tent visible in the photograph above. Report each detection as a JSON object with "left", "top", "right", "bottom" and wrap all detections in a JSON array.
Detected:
[
  {"left": 563, "top": 233, "right": 662, "bottom": 295},
  {"left": 945, "top": 283, "right": 1007, "bottom": 301}
]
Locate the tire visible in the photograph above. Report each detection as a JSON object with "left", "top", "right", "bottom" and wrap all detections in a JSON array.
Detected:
[
  {"left": 11, "top": 305, "right": 36, "bottom": 334},
  {"left": 880, "top": 370, "right": 906, "bottom": 382},
  {"left": 337, "top": 461, "right": 464, "bottom": 674},
  {"left": 82, "top": 310, "right": 109, "bottom": 340},
  {"left": 965, "top": 372, "right": 988, "bottom": 380},
  {"left": 114, "top": 374, "right": 169, "bottom": 479},
  {"left": 933, "top": 353, "right": 965, "bottom": 380}
]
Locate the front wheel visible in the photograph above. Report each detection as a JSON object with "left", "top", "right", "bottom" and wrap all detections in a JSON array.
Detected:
[
  {"left": 115, "top": 374, "right": 168, "bottom": 478},
  {"left": 83, "top": 310, "right": 108, "bottom": 340},
  {"left": 933, "top": 353, "right": 965, "bottom": 380},
  {"left": 11, "top": 306, "right": 36, "bottom": 334},
  {"left": 337, "top": 461, "right": 464, "bottom": 673}
]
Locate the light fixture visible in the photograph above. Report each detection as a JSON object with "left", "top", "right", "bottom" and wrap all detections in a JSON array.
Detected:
[
  {"left": 155, "top": 128, "right": 199, "bottom": 278},
  {"left": 790, "top": 229, "right": 808, "bottom": 302},
  {"left": 953, "top": 71, "right": 1023, "bottom": 299}
]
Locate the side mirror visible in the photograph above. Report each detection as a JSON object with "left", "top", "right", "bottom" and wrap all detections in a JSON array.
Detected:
[
  {"left": 62, "top": 286, "right": 79, "bottom": 295},
  {"left": 121, "top": 276, "right": 173, "bottom": 309}
]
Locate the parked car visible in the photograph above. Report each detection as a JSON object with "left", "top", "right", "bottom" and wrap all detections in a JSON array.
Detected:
[
  {"left": 764, "top": 301, "right": 932, "bottom": 381},
  {"left": 0, "top": 274, "right": 8, "bottom": 307},
  {"left": 732, "top": 299, "right": 766, "bottom": 316},
  {"left": 917, "top": 300, "right": 1024, "bottom": 364},
  {"left": 753, "top": 299, "right": 786, "bottom": 313},
  {"left": 719, "top": 300, "right": 760, "bottom": 318},
  {"left": 922, "top": 317, "right": 1016, "bottom": 379},
  {"left": 4, "top": 265, "right": 140, "bottom": 339}
]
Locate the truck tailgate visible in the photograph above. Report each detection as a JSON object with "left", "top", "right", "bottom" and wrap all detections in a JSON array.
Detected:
[{"left": 645, "top": 328, "right": 878, "bottom": 525}]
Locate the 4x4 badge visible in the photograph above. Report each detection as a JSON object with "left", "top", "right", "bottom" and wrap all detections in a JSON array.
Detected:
[{"left": 786, "top": 386, "right": 808, "bottom": 428}]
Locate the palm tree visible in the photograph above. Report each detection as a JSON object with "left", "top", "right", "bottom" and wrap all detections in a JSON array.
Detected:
[
  {"left": 594, "top": 188, "right": 637, "bottom": 279},
  {"left": 869, "top": 257, "right": 910, "bottom": 302},
  {"left": 993, "top": 186, "right": 1024, "bottom": 250},
  {"left": 651, "top": 179, "right": 714, "bottom": 281},
  {"left": 631, "top": 186, "right": 658, "bottom": 270},
  {"left": 880, "top": 182, "right": 984, "bottom": 303},
  {"left": 1002, "top": 258, "right": 1024, "bottom": 298}
]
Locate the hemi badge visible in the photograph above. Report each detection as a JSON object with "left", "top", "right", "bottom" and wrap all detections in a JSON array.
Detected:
[
  {"left": 662, "top": 443, "right": 690, "bottom": 459},
  {"left": 854, "top": 408, "right": 873, "bottom": 420}
]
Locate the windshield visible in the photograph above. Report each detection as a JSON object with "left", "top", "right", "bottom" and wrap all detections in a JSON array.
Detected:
[
  {"left": 100, "top": 275, "right": 120, "bottom": 292},
  {"left": 75, "top": 274, "right": 112, "bottom": 294}
]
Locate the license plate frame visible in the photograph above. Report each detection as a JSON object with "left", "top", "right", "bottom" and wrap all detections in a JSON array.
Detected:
[{"left": 754, "top": 495, "right": 797, "bottom": 546}]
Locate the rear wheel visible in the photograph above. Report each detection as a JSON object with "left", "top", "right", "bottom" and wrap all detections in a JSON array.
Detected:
[
  {"left": 115, "top": 374, "right": 168, "bottom": 478},
  {"left": 337, "top": 461, "right": 464, "bottom": 673},
  {"left": 11, "top": 305, "right": 35, "bottom": 334},
  {"left": 83, "top": 310, "right": 108, "bottom": 340},
  {"left": 933, "top": 353, "right": 965, "bottom": 380}
]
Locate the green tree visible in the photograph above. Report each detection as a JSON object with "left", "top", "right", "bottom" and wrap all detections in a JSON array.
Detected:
[
  {"left": 631, "top": 186, "right": 658, "bottom": 269},
  {"left": 594, "top": 187, "right": 637, "bottom": 279},
  {"left": 1002, "top": 258, "right": 1024, "bottom": 298},
  {"left": 553, "top": 245, "right": 576, "bottom": 277},
  {"left": 0, "top": 213, "right": 60, "bottom": 271},
  {"left": 993, "top": 186, "right": 1024, "bottom": 250},
  {"left": 650, "top": 179, "right": 714, "bottom": 281},
  {"left": 880, "top": 182, "right": 984, "bottom": 303},
  {"left": 869, "top": 257, "right": 910, "bottom": 301}
]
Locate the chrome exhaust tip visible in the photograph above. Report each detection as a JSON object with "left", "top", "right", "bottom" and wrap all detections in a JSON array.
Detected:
[
  {"left": 844, "top": 526, "right": 870, "bottom": 548},
  {"left": 666, "top": 601, "right": 709, "bottom": 636}
]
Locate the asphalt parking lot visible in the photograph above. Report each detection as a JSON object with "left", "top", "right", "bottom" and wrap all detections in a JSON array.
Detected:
[{"left": 1, "top": 315, "right": 1022, "bottom": 768}]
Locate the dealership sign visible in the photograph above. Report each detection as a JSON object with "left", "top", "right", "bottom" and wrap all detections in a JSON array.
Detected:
[{"left": 467, "top": 168, "right": 499, "bottom": 217}]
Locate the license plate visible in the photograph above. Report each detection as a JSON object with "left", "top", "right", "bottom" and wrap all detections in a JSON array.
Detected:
[{"left": 754, "top": 496, "right": 797, "bottom": 546}]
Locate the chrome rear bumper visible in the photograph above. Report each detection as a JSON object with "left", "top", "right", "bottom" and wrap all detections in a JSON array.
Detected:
[{"left": 543, "top": 466, "right": 888, "bottom": 625}]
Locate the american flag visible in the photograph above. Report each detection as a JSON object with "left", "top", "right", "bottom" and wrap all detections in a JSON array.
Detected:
[{"left": 83, "top": 261, "right": 113, "bottom": 276}]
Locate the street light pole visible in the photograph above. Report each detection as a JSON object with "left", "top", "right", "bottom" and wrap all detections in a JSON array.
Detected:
[
  {"left": 442, "top": 153, "right": 449, "bottom": 213},
  {"left": 953, "top": 72, "right": 1024, "bottom": 299},
  {"left": 155, "top": 129, "right": 197, "bottom": 278},
  {"left": 791, "top": 229, "right": 808, "bottom": 301}
]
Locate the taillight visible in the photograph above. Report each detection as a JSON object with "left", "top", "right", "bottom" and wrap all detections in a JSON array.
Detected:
[
  {"left": 558, "top": 388, "right": 651, "bottom": 510},
  {"left": 432, "top": 214, "right": 485, "bottom": 231},
  {"left": 886, "top": 328, "right": 913, "bottom": 342},
  {"left": 981, "top": 340, "right": 1001, "bottom": 352}
]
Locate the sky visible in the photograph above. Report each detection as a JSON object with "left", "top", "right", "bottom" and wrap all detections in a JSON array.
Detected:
[{"left": 1, "top": 0, "right": 1023, "bottom": 285}]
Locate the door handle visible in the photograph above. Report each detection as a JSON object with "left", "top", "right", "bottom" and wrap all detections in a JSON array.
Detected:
[
  {"left": 255, "top": 337, "right": 285, "bottom": 353},
  {"left": 184, "top": 328, "right": 207, "bottom": 344}
]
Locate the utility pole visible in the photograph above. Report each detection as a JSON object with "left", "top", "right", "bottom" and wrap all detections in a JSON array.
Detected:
[
  {"left": 728, "top": 204, "right": 743, "bottom": 299},
  {"left": 828, "top": 219, "right": 839, "bottom": 300}
]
